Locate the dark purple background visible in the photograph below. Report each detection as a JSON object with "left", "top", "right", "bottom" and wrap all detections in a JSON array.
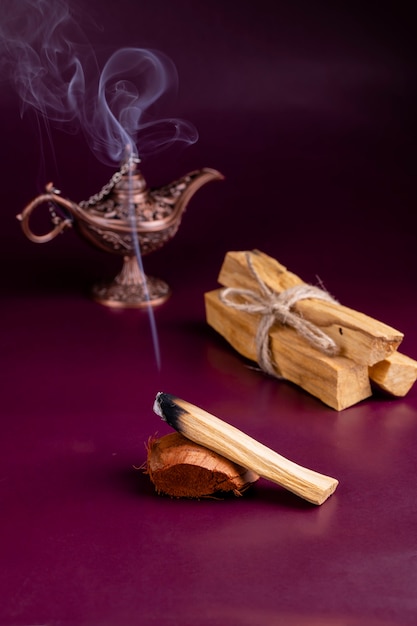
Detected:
[{"left": 1, "top": 2, "right": 416, "bottom": 625}]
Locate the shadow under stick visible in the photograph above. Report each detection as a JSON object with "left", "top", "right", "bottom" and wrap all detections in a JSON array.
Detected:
[{"left": 153, "top": 392, "right": 338, "bottom": 505}]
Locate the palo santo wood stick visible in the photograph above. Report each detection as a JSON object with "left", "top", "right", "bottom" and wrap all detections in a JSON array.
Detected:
[
  {"left": 218, "top": 250, "right": 403, "bottom": 366},
  {"left": 205, "top": 288, "right": 372, "bottom": 410},
  {"left": 153, "top": 392, "right": 339, "bottom": 505},
  {"left": 369, "top": 352, "right": 417, "bottom": 397},
  {"left": 146, "top": 432, "right": 259, "bottom": 498}
]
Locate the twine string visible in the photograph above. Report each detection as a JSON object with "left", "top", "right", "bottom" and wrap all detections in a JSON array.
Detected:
[{"left": 219, "top": 254, "right": 339, "bottom": 377}]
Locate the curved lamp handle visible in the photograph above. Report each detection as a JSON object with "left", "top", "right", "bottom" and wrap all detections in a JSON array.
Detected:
[{"left": 16, "top": 183, "right": 73, "bottom": 244}]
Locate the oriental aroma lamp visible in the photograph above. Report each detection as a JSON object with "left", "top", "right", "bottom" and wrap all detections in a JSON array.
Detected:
[{"left": 17, "top": 159, "right": 223, "bottom": 308}]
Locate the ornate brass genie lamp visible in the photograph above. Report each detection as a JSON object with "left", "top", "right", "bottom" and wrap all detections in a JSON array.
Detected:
[{"left": 17, "top": 159, "right": 223, "bottom": 307}]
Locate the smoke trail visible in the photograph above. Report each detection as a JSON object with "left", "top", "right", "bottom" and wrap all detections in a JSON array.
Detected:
[
  {"left": 125, "top": 152, "right": 162, "bottom": 370},
  {"left": 0, "top": 0, "right": 198, "bottom": 165}
]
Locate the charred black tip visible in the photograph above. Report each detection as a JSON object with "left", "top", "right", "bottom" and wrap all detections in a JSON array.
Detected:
[{"left": 153, "top": 392, "right": 185, "bottom": 431}]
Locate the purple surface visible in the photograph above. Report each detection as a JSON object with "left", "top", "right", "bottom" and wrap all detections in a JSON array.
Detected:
[{"left": 1, "top": 2, "right": 416, "bottom": 625}]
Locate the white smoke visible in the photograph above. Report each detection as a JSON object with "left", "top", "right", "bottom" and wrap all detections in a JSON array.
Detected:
[{"left": 0, "top": 0, "right": 198, "bottom": 165}]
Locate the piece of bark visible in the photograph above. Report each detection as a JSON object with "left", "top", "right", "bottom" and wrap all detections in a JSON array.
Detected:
[
  {"left": 369, "top": 352, "right": 417, "bottom": 397},
  {"left": 217, "top": 250, "right": 403, "bottom": 366},
  {"left": 154, "top": 393, "right": 339, "bottom": 506},
  {"left": 205, "top": 288, "right": 372, "bottom": 410},
  {"left": 146, "top": 432, "right": 259, "bottom": 498}
]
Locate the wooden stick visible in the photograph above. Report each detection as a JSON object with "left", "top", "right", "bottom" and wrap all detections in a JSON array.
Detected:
[
  {"left": 369, "top": 352, "right": 417, "bottom": 397},
  {"left": 153, "top": 392, "right": 339, "bottom": 505},
  {"left": 218, "top": 250, "right": 403, "bottom": 366},
  {"left": 205, "top": 288, "right": 372, "bottom": 410}
]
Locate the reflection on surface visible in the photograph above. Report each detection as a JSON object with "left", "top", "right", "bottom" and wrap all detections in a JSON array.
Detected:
[{"left": 331, "top": 401, "right": 417, "bottom": 474}]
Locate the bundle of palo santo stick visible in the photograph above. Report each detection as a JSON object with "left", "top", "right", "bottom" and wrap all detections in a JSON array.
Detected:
[{"left": 205, "top": 250, "right": 417, "bottom": 410}]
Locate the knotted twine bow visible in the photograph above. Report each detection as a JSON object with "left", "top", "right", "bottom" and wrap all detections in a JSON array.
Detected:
[{"left": 219, "top": 254, "right": 339, "bottom": 378}]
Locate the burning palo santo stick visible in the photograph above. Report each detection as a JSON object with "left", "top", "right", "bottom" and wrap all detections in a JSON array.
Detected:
[{"left": 153, "top": 392, "right": 339, "bottom": 505}]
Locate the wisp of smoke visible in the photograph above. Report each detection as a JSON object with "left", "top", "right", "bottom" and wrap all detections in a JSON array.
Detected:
[{"left": 0, "top": 0, "right": 198, "bottom": 165}]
